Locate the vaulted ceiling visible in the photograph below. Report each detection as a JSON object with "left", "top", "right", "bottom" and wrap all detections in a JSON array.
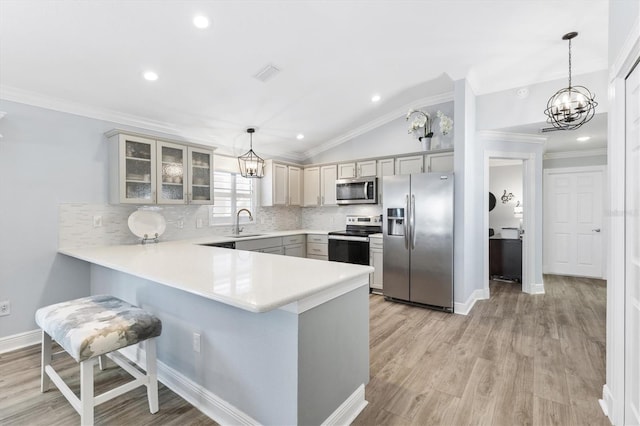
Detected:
[{"left": 0, "top": 1, "right": 608, "bottom": 160}]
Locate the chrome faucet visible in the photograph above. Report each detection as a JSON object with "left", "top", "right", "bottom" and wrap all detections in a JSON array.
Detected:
[{"left": 234, "top": 208, "right": 253, "bottom": 235}]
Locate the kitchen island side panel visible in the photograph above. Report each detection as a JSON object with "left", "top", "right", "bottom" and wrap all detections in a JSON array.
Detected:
[
  {"left": 298, "top": 285, "right": 370, "bottom": 425},
  {"left": 90, "top": 265, "right": 299, "bottom": 425}
]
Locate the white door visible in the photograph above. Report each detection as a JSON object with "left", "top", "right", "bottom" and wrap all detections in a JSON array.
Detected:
[
  {"left": 320, "top": 165, "right": 337, "bottom": 206},
  {"left": 625, "top": 61, "right": 640, "bottom": 425},
  {"left": 544, "top": 167, "right": 604, "bottom": 278},
  {"left": 288, "top": 166, "right": 302, "bottom": 206},
  {"left": 303, "top": 167, "right": 320, "bottom": 207}
]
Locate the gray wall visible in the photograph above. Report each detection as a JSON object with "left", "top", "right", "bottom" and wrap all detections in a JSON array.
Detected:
[{"left": 609, "top": 0, "right": 639, "bottom": 65}]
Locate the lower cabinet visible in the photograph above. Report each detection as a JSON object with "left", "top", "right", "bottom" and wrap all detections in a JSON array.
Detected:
[
  {"left": 489, "top": 238, "right": 522, "bottom": 282},
  {"left": 369, "top": 236, "right": 383, "bottom": 292},
  {"left": 283, "top": 235, "right": 306, "bottom": 257},
  {"left": 306, "top": 234, "right": 328, "bottom": 261}
]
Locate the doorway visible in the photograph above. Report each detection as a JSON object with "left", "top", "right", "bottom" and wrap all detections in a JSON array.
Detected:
[{"left": 488, "top": 159, "right": 524, "bottom": 288}]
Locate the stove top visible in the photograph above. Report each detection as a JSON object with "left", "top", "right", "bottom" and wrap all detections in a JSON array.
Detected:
[{"left": 328, "top": 215, "right": 382, "bottom": 237}]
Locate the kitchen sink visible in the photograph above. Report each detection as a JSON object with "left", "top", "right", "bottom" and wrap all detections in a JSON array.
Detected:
[{"left": 225, "top": 234, "right": 265, "bottom": 238}]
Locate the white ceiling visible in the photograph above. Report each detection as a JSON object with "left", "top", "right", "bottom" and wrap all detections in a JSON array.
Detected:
[{"left": 0, "top": 0, "right": 609, "bottom": 161}]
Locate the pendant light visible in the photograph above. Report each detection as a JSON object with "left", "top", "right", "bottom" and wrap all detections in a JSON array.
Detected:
[
  {"left": 238, "top": 128, "right": 265, "bottom": 178},
  {"left": 544, "top": 32, "right": 598, "bottom": 130}
]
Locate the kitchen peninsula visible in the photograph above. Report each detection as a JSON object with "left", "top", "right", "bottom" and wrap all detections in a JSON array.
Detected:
[{"left": 59, "top": 234, "right": 373, "bottom": 426}]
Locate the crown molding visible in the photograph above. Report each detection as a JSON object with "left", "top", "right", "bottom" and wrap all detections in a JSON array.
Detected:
[
  {"left": 543, "top": 148, "right": 607, "bottom": 160},
  {"left": 302, "top": 92, "right": 454, "bottom": 160},
  {"left": 477, "top": 130, "right": 547, "bottom": 144}
]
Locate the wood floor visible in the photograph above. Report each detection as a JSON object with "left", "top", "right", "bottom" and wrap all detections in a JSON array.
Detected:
[
  {"left": 0, "top": 275, "right": 607, "bottom": 426},
  {"left": 354, "top": 275, "right": 608, "bottom": 426}
]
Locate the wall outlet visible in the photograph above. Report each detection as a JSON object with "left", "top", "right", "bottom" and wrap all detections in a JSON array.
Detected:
[
  {"left": 192, "top": 332, "right": 201, "bottom": 353},
  {"left": 0, "top": 300, "right": 10, "bottom": 316},
  {"left": 93, "top": 215, "right": 103, "bottom": 228},
  {"left": 177, "top": 219, "right": 184, "bottom": 229}
]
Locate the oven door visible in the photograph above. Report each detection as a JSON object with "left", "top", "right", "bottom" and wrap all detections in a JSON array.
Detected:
[{"left": 328, "top": 235, "right": 370, "bottom": 265}]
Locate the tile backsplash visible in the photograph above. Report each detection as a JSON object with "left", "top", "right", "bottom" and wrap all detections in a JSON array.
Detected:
[
  {"left": 59, "top": 203, "right": 302, "bottom": 248},
  {"left": 59, "top": 202, "right": 382, "bottom": 248}
]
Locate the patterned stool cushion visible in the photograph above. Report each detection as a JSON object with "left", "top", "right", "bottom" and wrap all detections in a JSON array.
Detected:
[{"left": 35, "top": 295, "right": 162, "bottom": 362}]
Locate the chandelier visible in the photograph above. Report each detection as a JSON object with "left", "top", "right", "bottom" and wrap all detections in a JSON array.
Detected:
[
  {"left": 544, "top": 32, "right": 597, "bottom": 131},
  {"left": 237, "top": 128, "right": 265, "bottom": 178}
]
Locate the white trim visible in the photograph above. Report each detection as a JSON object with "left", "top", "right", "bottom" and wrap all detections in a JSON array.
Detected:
[
  {"left": 483, "top": 148, "right": 540, "bottom": 296},
  {"left": 321, "top": 384, "right": 368, "bottom": 426},
  {"left": 120, "top": 345, "right": 368, "bottom": 426},
  {"left": 600, "top": 384, "right": 613, "bottom": 418},
  {"left": 477, "top": 130, "right": 546, "bottom": 144},
  {"left": 0, "top": 329, "right": 40, "bottom": 353},
  {"left": 303, "top": 92, "right": 454, "bottom": 159},
  {"left": 543, "top": 148, "right": 608, "bottom": 160},
  {"left": 279, "top": 276, "right": 369, "bottom": 314},
  {"left": 454, "top": 288, "right": 489, "bottom": 316},
  {"left": 609, "top": 15, "right": 640, "bottom": 82},
  {"left": 525, "top": 282, "right": 545, "bottom": 295}
]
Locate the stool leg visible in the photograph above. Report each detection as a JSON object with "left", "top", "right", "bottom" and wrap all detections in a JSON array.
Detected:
[
  {"left": 80, "top": 359, "right": 94, "bottom": 426},
  {"left": 98, "top": 355, "right": 108, "bottom": 371},
  {"left": 145, "top": 338, "right": 159, "bottom": 414},
  {"left": 40, "top": 331, "right": 52, "bottom": 392}
]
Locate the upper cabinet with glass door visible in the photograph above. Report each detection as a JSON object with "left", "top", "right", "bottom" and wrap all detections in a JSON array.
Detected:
[{"left": 107, "top": 131, "right": 214, "bottom": 205}]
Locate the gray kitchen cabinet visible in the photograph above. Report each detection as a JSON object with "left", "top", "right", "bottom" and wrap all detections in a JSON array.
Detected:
[
  {"left": 369, "top": 236, "right": 383, "bottom": 292},
  {"left": 425, "top": 151, "right": 454, "bottom": 173},
  {"left": 283, "top": 235, "right": 306, "bottom": 257},
  {"left": 306, "top": 233, "right": 328, "bottom": 260},
  {"left": 395, "top": 155, "right": 424, "bottom": 175}
]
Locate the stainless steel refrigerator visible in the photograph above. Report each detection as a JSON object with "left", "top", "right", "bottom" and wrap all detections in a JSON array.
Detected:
[{"left": 383, "top": 173, "right": 454, "bottom": 312}]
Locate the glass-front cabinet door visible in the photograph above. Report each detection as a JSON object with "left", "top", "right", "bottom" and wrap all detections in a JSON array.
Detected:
[
  {"left": 157, "top": 141, "right": 187, "bottom": 204},
  {"left": 120, "top": 135, "right": 156, "bottom": 204},
  {"left": 188, "top": 147, "right": 213, "bottom": 204}
]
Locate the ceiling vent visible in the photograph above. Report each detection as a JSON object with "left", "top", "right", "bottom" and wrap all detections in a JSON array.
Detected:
[{"left": 253, "top": 63, "right": 281, "bottom": 83}]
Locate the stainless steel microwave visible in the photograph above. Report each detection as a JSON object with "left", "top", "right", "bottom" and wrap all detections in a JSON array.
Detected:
[{"left": 336, "top": 177, "right": 378, "bottom": 205}]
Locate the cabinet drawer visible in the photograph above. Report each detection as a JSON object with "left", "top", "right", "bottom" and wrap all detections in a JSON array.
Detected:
[
  {"left": 307, "top": 254, "right": 328, "bottom": 261},
  {"left": 235, "top": 237, "right": 283, "bottom": 251},
  {"left": 283, "top": 234, "right": 305, "bottom": 245},
  {"left": 307, "top": 234, "right": 328, "bottom": 244},
  {"left": 307, "top": 242, "right": 328, "bottom": 256}
]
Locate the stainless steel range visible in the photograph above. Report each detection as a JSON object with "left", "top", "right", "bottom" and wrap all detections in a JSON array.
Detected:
[{"left": 328, "top": 215, "right": 382, "bottom": 269}]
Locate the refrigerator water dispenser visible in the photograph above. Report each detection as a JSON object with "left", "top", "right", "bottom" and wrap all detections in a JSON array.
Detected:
[{"left": 387, "top": 208, "right": 405, "bottom": 236}]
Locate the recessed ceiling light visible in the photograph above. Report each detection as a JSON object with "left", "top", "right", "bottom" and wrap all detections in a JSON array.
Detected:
[
  {"left": 143, "top": 71, "right": 158, "bottom": 81},
  {"left": 296, "top": 134, "right": 305, "bottom": 140},
  {"left": 371, "top": 94, "right": 381, "bottom": 103},
  {"left": 576, "top": 136, "right": 591, "bottom": 142},
  {"left": 193, "top": 15, "right": 209, "bottom": 29}
]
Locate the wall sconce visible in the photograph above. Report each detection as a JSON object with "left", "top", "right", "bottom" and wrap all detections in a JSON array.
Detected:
[
  {"left": 514, "top": 201, "right": 523, "bottom": 217},
  {"left": 501, "top": 190, "right": 514, "bottom": 204}
]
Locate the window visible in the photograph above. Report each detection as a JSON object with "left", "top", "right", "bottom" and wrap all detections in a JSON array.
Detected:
[{"left": 210, "top": 171, "right": 255, "bottom": 225}]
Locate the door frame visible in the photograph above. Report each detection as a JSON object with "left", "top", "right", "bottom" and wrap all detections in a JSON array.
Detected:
[
  {"left": 602, "top": 15, "right": 640, "bottom": 425},
  {"left": 542, "top": 165, "right": 606, "bottom": 279},
  {"left": 483, "top": 150, "right": 539, "bottom": 295}
]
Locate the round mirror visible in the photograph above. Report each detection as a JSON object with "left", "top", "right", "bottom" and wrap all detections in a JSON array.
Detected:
[{"left": 489, "top": 192, "right": 497, "bottom": 211}]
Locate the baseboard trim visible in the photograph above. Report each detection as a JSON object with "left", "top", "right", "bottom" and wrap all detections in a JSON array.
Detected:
[
  {"left": 0, "top": 329, "right": 40, "bottom": 354},
  {"left": 526, "top": 282, "right": 545, "bottom": 295},
  {"left": 120, "top": 345, "right": 367, "bottom": 425},
  {"left": 322, "top": 384, "right": 368, "bottom": 426},
  {"left": 454, "top": 288, "right": 489, "bottom": 316},
  {"left": 600, "top": 384, "right": 613, "bottom": 423}
]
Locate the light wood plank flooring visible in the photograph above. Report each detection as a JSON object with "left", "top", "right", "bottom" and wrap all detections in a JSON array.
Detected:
[
  {"left": 354, "top": 275, "right": 608, "bottom": 426},
  {"left": 0, "top": 275, "right": 607, "bottom": 425}
]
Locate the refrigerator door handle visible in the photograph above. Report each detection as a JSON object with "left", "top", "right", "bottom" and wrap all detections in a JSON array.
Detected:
[
  {"left": 411, "top": 194, "right": 416, "bottom": 249},
  {"left": 404, "top": 195, "right": 409, "bottom": 249}
]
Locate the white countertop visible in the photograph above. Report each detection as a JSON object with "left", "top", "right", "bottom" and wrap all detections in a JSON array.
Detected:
[{"left": 59, "top": 230, "right": 372, "bottom": 313}]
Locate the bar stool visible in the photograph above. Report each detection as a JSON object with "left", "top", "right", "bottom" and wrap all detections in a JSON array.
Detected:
[{"left": 35, "top": 295, "right": 162, "bottom": 425}]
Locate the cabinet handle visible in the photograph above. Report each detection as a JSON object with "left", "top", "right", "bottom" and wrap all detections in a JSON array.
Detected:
[{"left": 592, "top": 228, "right": 601, "bottom": 232}]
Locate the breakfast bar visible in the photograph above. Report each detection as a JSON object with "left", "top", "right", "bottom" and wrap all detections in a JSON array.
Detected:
[{"left": 60, "top": 238, "right": 373, "bottom": 425}]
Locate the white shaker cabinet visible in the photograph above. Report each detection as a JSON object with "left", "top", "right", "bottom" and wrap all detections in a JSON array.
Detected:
[
  {"left": 338, "top": 163, "right": 357, "bottom": 179},
  {"left": 376, "top": 158, "right": 395, "bottom": 204},
  {"left": 338, "top": 161, "right": 377, "bottom": 179},
  {"left": 396, "top": 155, "right": 424, "bottom": 175},
  {"left": 261, "top": 160, "right": 288, "bottom": 206},
  {"left": 425, "top": 151, "right": 454, "bottom": 173},
  {"left": 303, "top": 167, "right": 321, "bottom": 206},
  {"left": 288, "top": 166, "right": 302, "bottom": 206},
  {"left": 320, "top": 165, "right": 337, "bottom": 206}
]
